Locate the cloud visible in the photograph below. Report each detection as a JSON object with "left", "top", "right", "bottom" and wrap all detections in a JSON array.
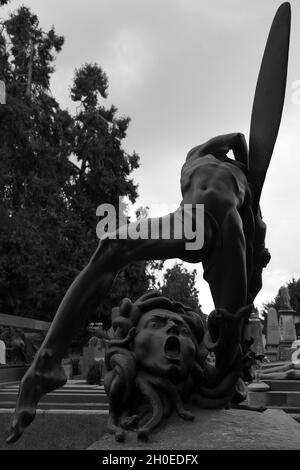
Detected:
[
  {"left": 3, "top": 0, "right": 300, "bottom": 314},
  {"left": 103, "top": 29, "right": 153, "bottom": 95}
]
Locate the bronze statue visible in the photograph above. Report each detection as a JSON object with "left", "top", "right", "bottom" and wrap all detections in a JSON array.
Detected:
[
  {"left": 103, "top": 292, "right": 251, "bottom": 442},
  {"left": 7, "top": 3, "right": 291, "bottom": 443}
]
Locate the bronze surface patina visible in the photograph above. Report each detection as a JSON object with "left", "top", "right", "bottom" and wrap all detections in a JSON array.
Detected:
[
  {"left": 103, "top": 292, "right": 252, "bottom": 442},
  {"left": 7, "top": 3, "right": 291, "bottom": 444}
]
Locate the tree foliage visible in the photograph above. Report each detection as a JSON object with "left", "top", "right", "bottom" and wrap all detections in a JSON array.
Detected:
[
  {"left": 0, "top": 6, "right": 75, "bottom": 320},
  {"left": 0, "top": 6, "right": 152, "bottom": 338},
  {"left": 261, "top": 278, "right": 300, "bottom": 333},
  {"left": 160, "top": 263, "right": 207, "bottom": 324},
  {"left": 0, "top": 6, "right": 206, "bottom": 346},
  {"left": 262, "top": 278, "right": 300, "bottom": 315}
]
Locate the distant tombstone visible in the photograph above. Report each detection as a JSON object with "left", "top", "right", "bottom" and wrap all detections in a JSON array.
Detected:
[
  {"left": 267, "top": 308, "right": 280, "bottom": 345},
  {"left": 94, "top": 338, "right": 105, "bottom": 361},
  {"left": 82, "top": 336, "right": 106, "bottom": 379},
  {"left": 277, "top": 286, "right": 297, "bottom": 361},
  {"left": 279, "top": 312, "right": 297, "bottom": 343},
  {"left": 265, "top": 307, "right": 279, "bottom": 362},
  {"left": 0, "top": 340, "right": 6, "bottom": 365},
  {"left": 0, "top": 81, "right": 6, "bottom": 104}
]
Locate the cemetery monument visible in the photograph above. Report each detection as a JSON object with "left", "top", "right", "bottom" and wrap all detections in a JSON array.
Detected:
[{"left": 6, "top": 3, "right": 292, "bottom": 445}]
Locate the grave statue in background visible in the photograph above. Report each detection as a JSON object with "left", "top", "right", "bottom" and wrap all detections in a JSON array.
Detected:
[{"left": 279, "top": 286, "right": 293, "bottom": 311}]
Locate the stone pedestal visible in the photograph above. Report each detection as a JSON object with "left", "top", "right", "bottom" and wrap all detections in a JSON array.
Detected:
[
  {"left": 245, "top": 311, "right": 264, "bottom": 356},
  {"left": 88, "top": 408, "right": 300, "bottom": 450},
  {"left": 265, "top": 346, "right": 278, "bottom": 362},
  {"left": 278, "top": 343, "right": 294, "bottom": 362}
]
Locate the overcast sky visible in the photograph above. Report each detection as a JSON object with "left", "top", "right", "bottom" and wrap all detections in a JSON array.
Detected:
[{"left": 2, "top": 0, "right": 300, "bottom": 314}]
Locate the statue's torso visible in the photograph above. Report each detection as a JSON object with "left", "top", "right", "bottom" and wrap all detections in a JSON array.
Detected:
[{"left": 180, "top": 154, "right": 250, "bottom": 219}]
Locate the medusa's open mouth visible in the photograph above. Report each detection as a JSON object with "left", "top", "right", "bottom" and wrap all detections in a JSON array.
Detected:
[{"left": 164, "top": 336, "right": 181, "bottom": 363}]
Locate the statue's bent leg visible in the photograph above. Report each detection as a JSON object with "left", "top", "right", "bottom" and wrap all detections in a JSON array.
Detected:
[
  {"left": 203, "top": 209, "right": 247, "bottom": 312},
  {"left": 7, "top": 210, "right": 211, "bottom": 443}
]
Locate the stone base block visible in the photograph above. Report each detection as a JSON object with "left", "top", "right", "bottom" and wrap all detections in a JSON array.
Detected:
[{"left": 88, "top": 408, "right": 300, "bottom": 450}]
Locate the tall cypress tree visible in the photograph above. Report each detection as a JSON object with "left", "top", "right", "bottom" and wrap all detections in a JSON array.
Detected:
[
  {"left": 0, "top": 6, "right": 158, "bottom": 333},
  {"left": 0, "top": 6, "right": 76, "bottom": 319},
  {"left": 70, "top": 64, "right": 159, "bottom": 329}
]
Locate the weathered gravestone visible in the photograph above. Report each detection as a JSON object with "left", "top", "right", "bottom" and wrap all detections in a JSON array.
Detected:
[{"left": 265, "top": 307, "right": 279, "bottom": 362}]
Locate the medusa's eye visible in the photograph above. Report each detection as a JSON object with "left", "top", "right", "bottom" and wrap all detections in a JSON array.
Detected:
[
  {"left": 147, "top": 318, "right": 165, "bottom": 329},
  {"left": 180, "top": 326, "right": 190, "bottom": 337}
]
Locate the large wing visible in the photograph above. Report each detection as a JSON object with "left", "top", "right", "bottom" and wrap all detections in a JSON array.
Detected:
[{"left": 249, "top": 2, "right": 291, "bottom": 216}]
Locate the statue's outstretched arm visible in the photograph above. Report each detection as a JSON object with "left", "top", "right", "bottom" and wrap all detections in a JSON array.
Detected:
[{"left": 190, "top": 133, "right": 248, "bottom": 169}]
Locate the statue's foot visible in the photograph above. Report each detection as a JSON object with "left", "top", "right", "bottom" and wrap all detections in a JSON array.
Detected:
[
  {"left": 121, "top": 414, "right": 140, "bottom": 429},
  {"left": 6, "top": 352, "right": 67, "bottom": 444}
]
